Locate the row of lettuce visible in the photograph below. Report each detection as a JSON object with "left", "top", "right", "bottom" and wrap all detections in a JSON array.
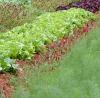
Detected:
[{"left": 0, "top": 8, "right": 96, "bottom": 71}]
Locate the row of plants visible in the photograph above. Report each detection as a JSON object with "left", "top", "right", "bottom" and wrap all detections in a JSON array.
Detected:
[
  {"left": 0, "top": 8, "right": 96, "bottom": 71},
  {"left": 56, "top": 0, "right": 100, "bottom": 13}
]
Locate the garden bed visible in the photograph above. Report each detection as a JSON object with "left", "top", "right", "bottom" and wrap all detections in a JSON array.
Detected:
[
  {"left": 16, "top": 20, "right": 96, "bottom": 67},
  {"left": 0, "top": 20, "right": 96, "bottom": 98},
  {"left": 0, "top": 8, "right": 98, "bottom": 98}
]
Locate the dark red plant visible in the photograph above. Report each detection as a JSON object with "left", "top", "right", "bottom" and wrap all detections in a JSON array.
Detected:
[{"left": 56, "top": 0, "right": 100, "bottom": 13}]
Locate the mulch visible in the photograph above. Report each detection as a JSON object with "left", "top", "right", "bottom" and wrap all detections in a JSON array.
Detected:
[{"left": 0, "top": 74, "right": 13, "bottom": 98}]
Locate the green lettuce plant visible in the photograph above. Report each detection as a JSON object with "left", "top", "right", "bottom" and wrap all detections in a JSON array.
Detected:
[{"left": 0, "top": 8, "right": 96, "bottom": 71}]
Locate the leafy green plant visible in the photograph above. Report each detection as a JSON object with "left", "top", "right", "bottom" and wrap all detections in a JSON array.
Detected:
[{"left": 0, "top": 8, "right": 96, "bottom": 71}]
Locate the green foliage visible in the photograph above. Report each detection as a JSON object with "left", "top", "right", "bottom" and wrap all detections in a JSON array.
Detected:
[
  {"left": 11, "top": 28, "right": 100, "bottom": 98},
  {"left": 0, "top": 8, "right": 96, "bottom": 71}
]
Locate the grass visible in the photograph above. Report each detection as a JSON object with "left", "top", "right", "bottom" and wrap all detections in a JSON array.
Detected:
[
  {"left": 9, "top": 27, "right": 100, "bottom": 98},
  {"left": 0, "top": 0, "right": 79, "bottom": 32},
  {"left": 0, "top": 3, "right": 45, "bottom": 32},
  {"left": 32, "top": 0, "right": 79, "bottom": 11}
]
